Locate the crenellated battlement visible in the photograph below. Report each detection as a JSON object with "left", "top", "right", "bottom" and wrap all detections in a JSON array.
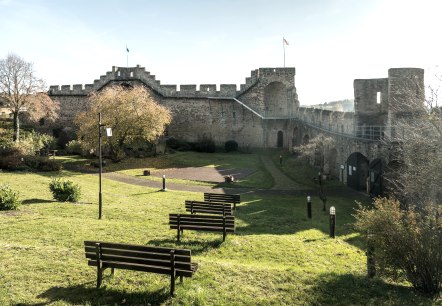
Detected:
[{"left": 48, "top": 65, "right": 295, "bottom": 98}]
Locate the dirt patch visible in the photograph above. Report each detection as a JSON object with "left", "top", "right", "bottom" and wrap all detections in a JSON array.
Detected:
[{"left": 150, "top": 167, "right": 255, "bottom": 183}]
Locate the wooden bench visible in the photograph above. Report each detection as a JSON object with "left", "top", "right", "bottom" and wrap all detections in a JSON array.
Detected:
[
  {"left": 169, "top": 214, "right": 235, "bottom": 242},
  {"left": 84, "top": 241, "right": 198, "bottom": 296},
  {"left": 204, "top": 193, "right": 240, "bottom": 209},
  {"left": 185, "top": 200, "right": 233, "bottom": 216}
]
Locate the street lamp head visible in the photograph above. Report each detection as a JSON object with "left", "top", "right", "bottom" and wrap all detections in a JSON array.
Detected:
[
  {"left": 330, "top": 206, "right": 336, "bottom": 215},
  {"left": 307, "top": 195, "right": 311, "bottom": 202}
]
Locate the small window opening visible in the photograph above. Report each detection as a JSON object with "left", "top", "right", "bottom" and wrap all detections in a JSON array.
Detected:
[
  {"left": 117, "top": 71, "right": 121, "bottom": 77},
  {"left": 376, "top": 91, "right": 381, "bottom": 104},
  {"left": 130, "top": 72, "right": 134, "bottom": 77}
]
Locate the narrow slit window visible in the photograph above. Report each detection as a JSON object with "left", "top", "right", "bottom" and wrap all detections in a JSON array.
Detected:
[{"left": 376, "top": 91, "right": 381, "bottom": 104}]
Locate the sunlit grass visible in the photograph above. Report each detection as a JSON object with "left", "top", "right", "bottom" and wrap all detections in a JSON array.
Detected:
[{"left": 0, "top": 157, "right": 434, "bottom": 305}]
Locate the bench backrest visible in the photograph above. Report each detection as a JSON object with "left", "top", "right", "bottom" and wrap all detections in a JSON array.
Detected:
[
  {"left": 204, "top": 193, "right": 240, "bottom": 204},
  {"left": 169, "top": 214, "right": 235, "bottom": 233},
  {"left": 84, "top": 241, "right": 193, "bottom": 276},
  {"left": 185, "top": 200, "right": 233, "bottom": 215}
]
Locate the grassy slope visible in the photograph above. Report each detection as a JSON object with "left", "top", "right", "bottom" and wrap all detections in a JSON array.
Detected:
[{"left": 0, "top": 159, "right": 435, "bottom": 305}]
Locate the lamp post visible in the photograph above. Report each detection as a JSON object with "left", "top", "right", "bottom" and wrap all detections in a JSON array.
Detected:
[
  {"left": 98, "top": 112, "right": 112, "bottom": 220},
  {"left": 307, "top": 195, "right": 312, "bottom": 219},
  {"left": 329, "top": 206, "right": 336, "bottom": 238}
]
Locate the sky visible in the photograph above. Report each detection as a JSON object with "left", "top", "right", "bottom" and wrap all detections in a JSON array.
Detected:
[{"left": 1, "top": 0, "right": 441, "bottom": 105}]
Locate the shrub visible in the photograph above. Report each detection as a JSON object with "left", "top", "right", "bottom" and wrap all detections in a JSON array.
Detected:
[
  {"left": 354, "top": 197, "right": 442, "bottom": 297},
  {"left": 195, "top": 137, "right": 216, "bottom": 153},
  {"left": 225, "top": 140, "right": 238, "bottom": 152},
  {"left": 49, "top": 178, "right": 81, "bottom": 202},
  {"left": 0, "top": 184, "right": 21, "bottom": 210},
  {"left": 24, "top": 156, "right": 62, "bottom": 172},
  {"left": 65, "top": 140, "right": 84, "bottom": 155},
  {"left": 0, "top": 154, "right": 26, "bottom": 171},
  {"left": 166, "top": 137, "right": 181, "bottom": 150}
]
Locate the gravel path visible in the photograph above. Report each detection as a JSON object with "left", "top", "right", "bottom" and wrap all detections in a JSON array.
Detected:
[{"left": 88, "top": 154, "right": 312, "bottom": 196}]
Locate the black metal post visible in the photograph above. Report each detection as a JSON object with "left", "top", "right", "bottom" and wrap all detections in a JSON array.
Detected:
[
  {"left": 279, "top": 155, "right": 282, "bottom": 165},
  {"left": 329, "top": 206, "right": 336, "bottom": 238},
  {"left": 98, "top": 112, "right": 102, "bottom": 220},
  {"left": 367, "top": 232, "right": 376, "bottom": 278},
  {"left": 307, "top": 196, "right": 312, "bottom": 219}
]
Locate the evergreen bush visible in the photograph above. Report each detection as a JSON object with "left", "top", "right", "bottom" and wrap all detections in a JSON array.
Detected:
[
  {"left": 0, "top": 184, "right": 21, "bottom": 210},
  {"left": 49, "top": 178, "right": 81, "bottom": 202}
]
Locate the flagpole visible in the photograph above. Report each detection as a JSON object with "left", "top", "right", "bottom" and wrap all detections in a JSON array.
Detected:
[{"left": 283, "top": 40, "right": 286, "bottom": 68}]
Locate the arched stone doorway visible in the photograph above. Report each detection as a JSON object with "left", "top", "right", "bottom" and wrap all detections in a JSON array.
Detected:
[
  {"left": 277, "top": 131, "right": 283, "bottom": 148},
  {"left": 346, "top": 152, "right": 369, "bottom": 191},
  {"left": 302, "top": 134, "right": 310, "bottom": 145}
]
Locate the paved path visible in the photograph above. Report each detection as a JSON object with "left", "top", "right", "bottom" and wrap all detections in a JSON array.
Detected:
[
  {"left": 259, "top": 155, "right": 307, "bottom": 190},
  {"left": 80, "top": 154, "right": 312, "bottom": 196}
]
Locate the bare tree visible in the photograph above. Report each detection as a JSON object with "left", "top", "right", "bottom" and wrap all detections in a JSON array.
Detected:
[
  {"left": 294, "top": 133, "right": 336, "bottom": 173},
  {"left": 383, "top": 71, "right": 442, "bottom": 207},
  {"left": 75, "top": 85, "right": 172, "bottom": 161},
  {"left": 0, "top": 53, "right": 58, "bottom": 141}
]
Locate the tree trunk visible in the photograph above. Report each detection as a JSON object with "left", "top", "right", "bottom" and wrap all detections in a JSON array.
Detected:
[{"left": 13, "top": 111, "right": 20, "bottom": 142}]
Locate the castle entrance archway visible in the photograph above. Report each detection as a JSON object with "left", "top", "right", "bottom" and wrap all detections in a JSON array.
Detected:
[
  {"left": 302, "top": 134, "right": 310, "bottom": 145},
  {"left": 346, "top": 152, "right": 369, "bottom": 191},
  {"left": 277, "top": 131, "right": 283, "bottom": 147}
]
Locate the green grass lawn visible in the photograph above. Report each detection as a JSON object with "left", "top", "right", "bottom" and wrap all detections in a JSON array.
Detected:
[
  {"left": 0, "top": 155, "right": 436, "bottom": 305},
  {"left": 61, "top": 151, "right": 274, "bottom": 189}
]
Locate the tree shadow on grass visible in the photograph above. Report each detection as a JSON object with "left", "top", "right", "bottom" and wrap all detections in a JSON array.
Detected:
[
  {"left": 34, "top": 283, "right": 170, "bottom": 306},
  {"left": 305, "top": 273, "right": 432, "bottom": 305},
  {"left": 146, "top": 237, "right": 224, "bottom": 256},
  {"left": 22, "top": 198, "right": 56, "bottom": 205},
  {"left": 235, "top": 193, "right": 367, "bottom": 250}
]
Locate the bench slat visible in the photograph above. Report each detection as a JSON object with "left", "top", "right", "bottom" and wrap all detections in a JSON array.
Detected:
[
  {"left": 170, "top": 214, "right": 234, "bottom": 221},
  {"left": 85, "top": 253, "right": 192, "bottom": 270},
  {"left": 84, "top": 247, "right": 192, "bottom": 263},
  {"left": 88, "top": 260, "right": 194, "bottom": 277},
  {"left": 84, "top": 241, "right": 191, "bottom": 256},
  {"left": 170, "top": 225, "right": 235, "bottom": 233}
]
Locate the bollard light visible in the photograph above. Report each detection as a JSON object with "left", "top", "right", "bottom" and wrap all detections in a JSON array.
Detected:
[
  {"left": 307, "top": 196, "right": 312, "bottom": 219},
  {"left": 329, "top": 206, "right": 336, "bottom": 238},
  {"left": 161, "top": 174, "right": 167, "bottom": 191}
]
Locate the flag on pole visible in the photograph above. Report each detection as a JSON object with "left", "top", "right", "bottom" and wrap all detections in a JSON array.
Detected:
[
  {"left": 126, "top": 45, "right": 129, "bottom": 52},
  {"left": 283, "top": 38, "right": 289, "bottom": 46}
]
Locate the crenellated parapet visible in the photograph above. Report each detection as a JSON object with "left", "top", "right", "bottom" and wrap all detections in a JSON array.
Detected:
[
  {"left": 296, "top": 106, "right": 355, "bottom": 135},
  {"left": 48, "top": 66, "right": 296, "bottom": 99}
]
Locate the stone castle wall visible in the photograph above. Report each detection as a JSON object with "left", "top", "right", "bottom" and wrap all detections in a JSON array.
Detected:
[{"left": 48, "top": 66, "right": 424, "bottom": 151}]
